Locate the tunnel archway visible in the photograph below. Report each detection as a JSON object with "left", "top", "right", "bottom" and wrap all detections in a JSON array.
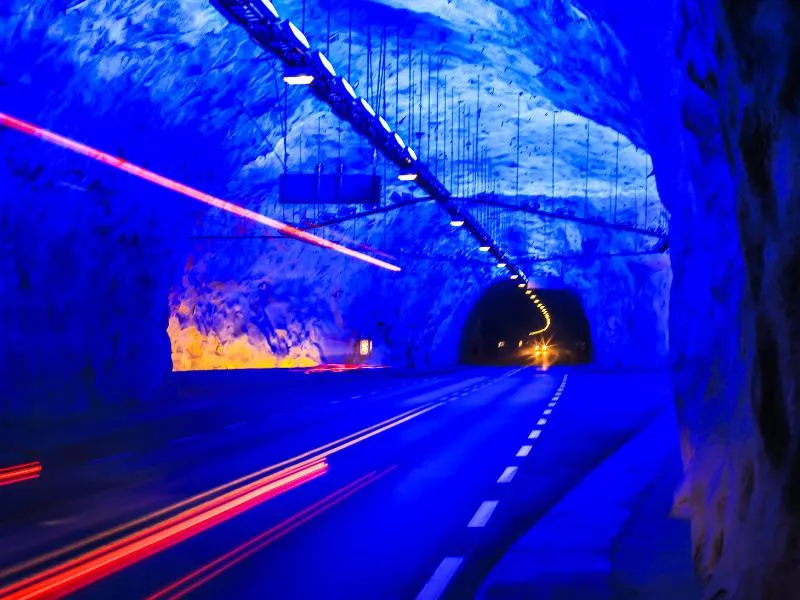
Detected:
[{"left": 459, "top": 280, "right": 592, "bottom": 366}]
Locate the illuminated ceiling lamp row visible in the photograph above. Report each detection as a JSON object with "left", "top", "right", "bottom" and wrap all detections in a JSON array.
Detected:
[{"left": 252, "top": 1, "right": 419, "bottom": 181}]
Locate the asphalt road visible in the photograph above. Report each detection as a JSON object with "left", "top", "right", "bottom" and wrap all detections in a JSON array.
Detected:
[{"left": 0, "top": 366, "right": 665, "bottom": 600}]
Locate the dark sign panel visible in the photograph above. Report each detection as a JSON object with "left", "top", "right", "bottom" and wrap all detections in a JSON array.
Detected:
[{"left": 279, "top": 173, "right": 381, "bottom": 205}]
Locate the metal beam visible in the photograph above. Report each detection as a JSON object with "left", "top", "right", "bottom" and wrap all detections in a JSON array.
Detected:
[
  {"left": 459, "top": 196, "right": 667, "bottom": 239},
  {"left": 210, "top": 0, "right": 532, "bottom": 283}
]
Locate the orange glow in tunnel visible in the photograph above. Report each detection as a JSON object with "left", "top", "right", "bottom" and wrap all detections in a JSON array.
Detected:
[{"left": 0, "top": 112, "right": 401, "bottom": 272}]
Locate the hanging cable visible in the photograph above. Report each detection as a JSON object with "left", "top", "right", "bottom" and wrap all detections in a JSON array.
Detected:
[
  {"left": 395, "top": 28, "right": 400, "bottom": 128},
  {"left": 326, "top": 0, "right": 331, "bottom": 56},
  {"left": 515, "top": 92, "right": 520, "bottom": 203},
  {"left": 427, "top": 53, "right": 432, "bottom": 168},
  {"left": 614, "top": 130, "right": 620, "bottom": 223},
  {"left": 347, "top": 6, "right": 352, "bottom": 80},
  {"left": 585, "top": 117, "right": 590, "bottom": 218}
]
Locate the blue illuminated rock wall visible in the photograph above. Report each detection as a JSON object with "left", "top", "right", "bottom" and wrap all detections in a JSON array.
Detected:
[
  {"left": 0, "top": 0, "right": 669, "bottom": 415},
  {"left": 0, "top": 10, "right": 232, "bottom": 414},
  {"left": 579, "top": 0, "right": 800, "bottom": 596}
]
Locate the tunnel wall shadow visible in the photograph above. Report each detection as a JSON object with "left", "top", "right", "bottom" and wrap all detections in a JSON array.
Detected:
[{"left": 459, "top": 281, "right": 592, "bottom": 366}]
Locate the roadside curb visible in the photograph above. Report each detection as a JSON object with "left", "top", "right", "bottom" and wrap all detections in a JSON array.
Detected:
[{"left": 478, "top": 406, "right": 680, "bottom": 599}]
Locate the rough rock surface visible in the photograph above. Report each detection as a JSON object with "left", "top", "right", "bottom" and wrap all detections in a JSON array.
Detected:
[
  {"left": 0, "top": 0, "right": 670, "bottom": 397},
  {"left": 9, "top": 0, "right": 797, "bottom": 597},
  {"left": 575, "top": 0, "right": 800, "bottom": 597}
]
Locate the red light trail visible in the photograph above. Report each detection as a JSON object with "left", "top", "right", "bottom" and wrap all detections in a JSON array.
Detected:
[
  {"left": 0, "top": 112, "right": 401, "bottom": 272},
  {"left": 0, "top": 462, "right": 42, "bottom": 487},
  {"left": 0, "top": 460, "right": 328, "bottom": 600},
  {"left": 149, "top": 466, "right": 397, "bottom": 599}
]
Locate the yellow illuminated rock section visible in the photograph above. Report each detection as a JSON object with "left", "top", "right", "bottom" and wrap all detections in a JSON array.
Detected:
[{"left": 168, "top": 315, "right": 321, "bottom": 371}]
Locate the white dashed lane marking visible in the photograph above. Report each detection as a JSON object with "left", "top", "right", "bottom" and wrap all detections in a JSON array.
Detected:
[
  {"left": 468, "top": 501, "right": 498, "bottom": 528},
  {"left": 537, "top": 418, "right": 547, "bottom": 426},
  {"left": 497, "top": 467, "right": 518, "bottom": 483},
  {"left": 529, "top": 429, "right": 541, "bottom": 439},
  {"left": 516, "top": 445, "right": 532, "bottom": 457},
  {"left": 543, "top": 409, "right": 552, "bottom": 415},
  {"left": 415, "top": 557, "right": 464, "bottom": 600}
]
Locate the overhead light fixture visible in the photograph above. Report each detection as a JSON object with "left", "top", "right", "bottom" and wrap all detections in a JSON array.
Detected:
[
  {"left": 497, "top": 262, "right": 507, "bottom": 268},
  {"left": 378, "top": 116, "right": 392, "bottom": 133},
  {"left": 510, "top": 274, "right": 519, "bottom": 280},
  {"left": 251, "top": 0, "right": 279, "bottom": 20},
  {"left": 525, "top": 290, "right": 533, "bottom": 295},
  {"left": 517, "top": 283, "right": 526, "bottom": 288},
  {"left": 407, "top": 147, "right": 418, "bottom": 161},
  {"left": 258, "top": 0, "right": 279, "bottom": 17},
  {"left": 479, "top": 245, "right": 490, "bottom": 252},
  {"left": 398, "top": 170, "right": 417, "bottom": 181},
  {"left": 340, "top": 78, "right": 357, "bottom": 99},
  {"left": 360, "top": 97, "right": 376, "bottom": 117},
  {"left": 283, "top": 67, "right": 313, "bottom": 85},
  {"left": 287, "top": 21, "right": 310, "bottom": 49},
  {"left": 313, "top": 51, "right": 336, "bottom": 76},
  {"left": 450, "top": 219, "right": 465, "bottom": 227},
  {"left": 394, "top": 132, "right": 406, "bottom": 149}
]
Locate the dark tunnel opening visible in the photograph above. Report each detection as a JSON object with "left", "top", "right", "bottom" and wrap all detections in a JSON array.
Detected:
[{"left": 459, "top": 281, "right": 592, "bottom": 366}]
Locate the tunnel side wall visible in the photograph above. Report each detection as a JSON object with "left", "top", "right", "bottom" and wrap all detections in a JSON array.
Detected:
[
  {"left": 582, "top": 0, "right": 800, "bottom": 595},
  {"left": 0, "top": 21, "right": 230, "bottom": 416}
]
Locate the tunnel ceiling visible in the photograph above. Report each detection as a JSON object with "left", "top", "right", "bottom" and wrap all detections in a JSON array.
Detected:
[{"left": 1, "top": 0, "right": 656, "bottom": 211}]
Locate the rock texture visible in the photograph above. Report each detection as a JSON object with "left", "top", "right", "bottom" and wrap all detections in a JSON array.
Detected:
[{"left": 570, "top": 0, "right": 799, "bottom": 596}]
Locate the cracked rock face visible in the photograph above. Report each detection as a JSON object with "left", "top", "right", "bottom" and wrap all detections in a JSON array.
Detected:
[
  {"left": 0, "top": 0, "right": 669, "bottom": 414},
  {"left": 580, "top": 0, "right": 800, "bottom": 596},
  {"left": 7, "top": 0, "right": 799, "bottom": 595}
]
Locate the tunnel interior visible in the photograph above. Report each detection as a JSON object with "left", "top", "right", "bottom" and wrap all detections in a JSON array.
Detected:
[{"left": 460, "top": 281, "right": 592, "bottom": 366}]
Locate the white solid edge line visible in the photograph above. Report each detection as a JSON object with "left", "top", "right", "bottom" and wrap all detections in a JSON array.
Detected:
[
  {"left": 415, "top": 556, "right": 464, "bottom": 600},
  {"left": 517, "top": 444, "right": 532, "bottom": 457},
  {"left": 497, "top": 466, "right": 518, "bottom": 483},
  {"left": 468, "top": 500, "right": 499, "bottom": 527},
  {"left": 529, "top": 429, "right": 542, "bottom": 439},
  {"left": 537, "top": 418, "right": 547, "bottom": 426}
]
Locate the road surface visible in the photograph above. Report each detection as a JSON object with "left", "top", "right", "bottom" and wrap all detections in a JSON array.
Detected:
[{"left": 0, "top": 367, "right": 666, "bottom": 599}]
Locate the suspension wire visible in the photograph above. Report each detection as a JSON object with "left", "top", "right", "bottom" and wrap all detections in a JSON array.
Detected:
[
  {"left": 281, "top": 81, "right": 289, "bottom": 174},
  {"left": 418, "top": 49, "right": 423, "bottom": 160},
  {"left": 644, "top": 151, "right": 649, "bottom": 228},
  {"left": 435, "top": 57, "right": 441, "bottom": 179},
  {"left": 585, "top": 117, "right": 590, "bottom": 218},
  {"left": 395, "top": 27, "right": 400, "bottom": 127},
  {"left": 614, "top": 130, "right": 620, "bottom": 222},
  {"left": 279, "top": 77, "right": 288, "bottom": 222},
  {"left": 326, "top": 0, "right": 331, "bottom": 56},
  {"left": 475, "top": 75, "right": 480, "bottom": 201},
  {"left": 551, "top": 110, "right": 556, "bottom": 200},
  {"left": 408, "top": 44, "right": 413, "bottom": 148},
  {"left": 451, "top": 89, "right": 455, "bottom": 194},
  {"left": 464, "top": 102, "right": 469, "bottom": 200},
  {"left": 366, "top": 24, "right": 372, "bottom": 107},
  {"left": 457, "top": 98, "right": 462, "bottom": 198},
  {"left": 317, "top": 114, "right": 321, "bottom": 227},
  {"left": 515, "top": 92, "right": 520, "bottom": 202},
  {"left": 380, "top": 28, "right": 387, "bottom": 245},
  {"left": 347, "top": 6, "right": 352, "bottom": 80},
  {"left": 442, "top": 74, "right": 447, "bottom": 185},
  {"left": 380, "top": 27, "right": 388, "bottom": 115},
  {"left": 427, "top": 53, "right": 432, "bottom": 168}
]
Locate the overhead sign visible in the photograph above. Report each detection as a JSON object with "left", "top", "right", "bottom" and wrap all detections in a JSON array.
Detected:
[{"left": 279, "top": 173, "right": 381, "bottom": 205}]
